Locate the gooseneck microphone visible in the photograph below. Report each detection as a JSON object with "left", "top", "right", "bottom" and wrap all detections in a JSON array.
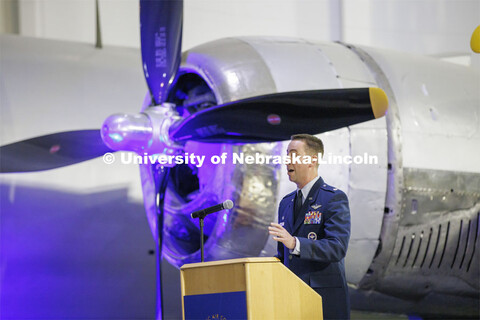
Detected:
[{"left": 191, "top": 200, "right": 234, "bottom": 219}]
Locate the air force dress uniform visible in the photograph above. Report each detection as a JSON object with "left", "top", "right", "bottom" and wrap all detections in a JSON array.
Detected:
[{"left": 276, "top": 176, "right": 351, "bottom": 320}]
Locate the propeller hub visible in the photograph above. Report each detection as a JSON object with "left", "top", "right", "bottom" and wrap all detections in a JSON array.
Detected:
[
  {"left": 143, "top": 104, "right": 183, "bottom": 154},
  {"left": 101, "top": 104, "right": 183, "bottom": 155},
  {"left": 101, "top": 113, "right": 153, "bottom": 152}
]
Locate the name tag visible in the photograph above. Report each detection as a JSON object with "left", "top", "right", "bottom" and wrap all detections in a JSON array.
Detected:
[{"left": 304, "top": 211, "right": 322, "bottom": 224}]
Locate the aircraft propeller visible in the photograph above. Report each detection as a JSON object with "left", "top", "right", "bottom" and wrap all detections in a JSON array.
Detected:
[{"left": 0, "top": 1, "right": 388, "bottom": 319}]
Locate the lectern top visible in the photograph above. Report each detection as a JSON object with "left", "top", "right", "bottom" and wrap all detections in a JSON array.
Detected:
[{"left": 180, "top": 257, "right": 280, "bottom": 270}]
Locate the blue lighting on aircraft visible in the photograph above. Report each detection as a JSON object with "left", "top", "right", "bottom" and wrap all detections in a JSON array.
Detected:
[{"left": 108, "top": 133, "right": 124, "bottom": 142}]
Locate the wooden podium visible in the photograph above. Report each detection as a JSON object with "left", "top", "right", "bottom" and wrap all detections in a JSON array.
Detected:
[{"left": 180, "top": 257, "right": 323, "bottom": 319}]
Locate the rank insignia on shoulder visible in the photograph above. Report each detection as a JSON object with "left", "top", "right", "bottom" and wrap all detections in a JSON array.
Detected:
[
  {"left": 311, "top": 204, "right": 322, "bottom": 209},
  {"left": 304, "top": 211, "right": 322, "bottom": 224}
]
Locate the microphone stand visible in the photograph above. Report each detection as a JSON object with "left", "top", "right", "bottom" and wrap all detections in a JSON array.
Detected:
[
  {"left": 193, "top": 211, "right": 207, "bottom": 262},
  {"left": 199, "top": 216, "right": 205, "bottom": 262},
  {"left": 192, "top": 201, "right": 234, "bottom": 262}
]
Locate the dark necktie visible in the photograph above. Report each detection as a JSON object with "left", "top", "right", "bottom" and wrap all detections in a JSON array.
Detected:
[{"left": 294, "top": 190, "right": 303, "bottom": 223}]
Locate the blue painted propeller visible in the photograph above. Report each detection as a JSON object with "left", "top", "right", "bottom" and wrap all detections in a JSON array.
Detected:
[
  {"left": 138, "top": 2, "right": 183, "bottom": 319},
  {"left": 140, "top": 0, "right": 183, "bottom": 105}
]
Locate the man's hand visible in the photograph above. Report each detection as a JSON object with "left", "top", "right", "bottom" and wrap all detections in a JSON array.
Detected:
[{"left": 269, "top": 223, "right": 296, "bottom": 250}]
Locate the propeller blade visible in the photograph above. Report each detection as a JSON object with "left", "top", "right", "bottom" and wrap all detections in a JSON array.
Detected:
[
  {"left": 0, "top": 130, "right": 112, "bottom": 173},
  {"left": 152, "top": 166, "right": 170, "bottom": 320},
  {"left": 471, "top": 25, "right": 480, "bottom": 53},
  {"left": 169, "top": 87, "right": 388, "bottom": 143},
  {"left": 140, "top": 0, "right": 183, "bottom": 105}
]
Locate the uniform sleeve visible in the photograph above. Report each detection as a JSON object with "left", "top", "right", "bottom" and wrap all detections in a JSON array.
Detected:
[
  {"left": 276, "top": 241, "right": 284, "bottom": 263},
  {"left": 275, "top": 200, "right": 285, "bottom": 263},
  {"left": 298, "top": 191, "right": 350, "bottom": 263}
]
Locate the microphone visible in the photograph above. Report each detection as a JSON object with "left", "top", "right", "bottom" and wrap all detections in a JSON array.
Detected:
[{"left": 191, "top": 200, "right": 234, "bottom": 219}]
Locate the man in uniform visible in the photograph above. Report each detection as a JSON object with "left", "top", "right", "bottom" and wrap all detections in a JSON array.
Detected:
[{"left": 269, "top": 134, "right": 351, "bottom": 320}]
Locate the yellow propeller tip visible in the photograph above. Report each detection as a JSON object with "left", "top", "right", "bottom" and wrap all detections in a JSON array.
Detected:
[
  {"left": 471, "top": 25, "right": 480, "bottom": 53},
  {"left": 369, "top": 87, "right": 388, "bottom": 119}
]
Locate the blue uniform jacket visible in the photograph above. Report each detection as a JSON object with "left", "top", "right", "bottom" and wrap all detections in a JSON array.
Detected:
[{"left": 277, "top": 177, "right": 351, "bottom": 320}]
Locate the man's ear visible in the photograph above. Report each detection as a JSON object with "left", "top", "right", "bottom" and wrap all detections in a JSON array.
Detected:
[{"left": 310, "top": 154, "right": 318, "bottom": 167}]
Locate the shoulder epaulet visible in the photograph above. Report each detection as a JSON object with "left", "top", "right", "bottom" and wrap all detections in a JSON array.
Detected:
[{"left": 320, "top": 182, "right": 341, "bottom": 193}]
